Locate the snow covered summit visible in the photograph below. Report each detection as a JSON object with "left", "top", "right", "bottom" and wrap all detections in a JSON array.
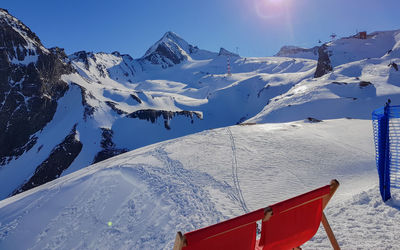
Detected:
[{"left": 139, "top": 31, "right": 217, "bottom": 68}]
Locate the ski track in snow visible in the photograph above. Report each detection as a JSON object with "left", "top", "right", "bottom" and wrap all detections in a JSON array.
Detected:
[{"left": 226, "top": 127, "right": 250, "bottom": 214}]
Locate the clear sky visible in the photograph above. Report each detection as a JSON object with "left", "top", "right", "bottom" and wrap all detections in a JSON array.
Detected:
[{"left": 2, "top": 0, "right": 400, "bottom": 58}]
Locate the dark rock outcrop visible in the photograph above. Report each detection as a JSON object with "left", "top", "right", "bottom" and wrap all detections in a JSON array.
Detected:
[
  {"left": 389, "top": 62, "right": 398, "bottom": 71},
  {"left": 106, "top": 101, "right": 127, "bottom": 115},
  {"left": 0, "top": 9, "right": 74, "bottom": 164},
  {"left": 359, "top": 81, "right": 372, "bottom": 87},
  {"left": 127, "top": 109, "right": 202, "bottom": 129},
  {"left": 275, "top": 46, "right": 319, "bottom": 59},
  {"left": 12, "top": 124, "right": 82, "bottom": 195},
  {"left": 78, "top": 85, "right": 97, "bottom": 120},
  {"left": 71, "top": 50, "right": 91, "bottom": 70},
  {"left": 306, "top": 117, "right": 323, "bottom": 123},
  {"left": 144, "top": 42, "right": 187, "bottom": 66},
  {"left": 331, "top": 81, "right": 348, "bottom": 85},
  {"left": 93, "top": 128, "right": 127, "bottom": 163},
  {"left": 314, "top": 44, "right": 333, "bottom": 78},
  {"left": 218, "top": 48, "right": 239, "bottom": 57},
  {"left": 130, "top": 93, "right": 142, "bottom": 104}
]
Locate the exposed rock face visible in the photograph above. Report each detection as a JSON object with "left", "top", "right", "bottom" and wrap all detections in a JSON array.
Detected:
[
  {"left": 0, "top": 8, "right": 74, "bottom": 164},
  {"left": 127, "top": 109, "right": 202, "bottom": 129},
  {"left": 78, "top": 85, "right": 97, "bottom": 120},
  {"left": 93, "top": 128, "right": 127, "bottom": 163},
  {"left": 314, "top": 44, "right": 333, "bottom": 78},
  {"left": 389, "top": 62, "right": 398, "bottom": 71},
  {"left": 218, "top": 48, "right": 239, "bottom": 57},
  {"left": 140, "top": 31, "right": 195, "bottom": 68},
  {"left": 69, "top": 50, "right": 137, "bottom": 82},
  {"left": 106, "top": 101, "right": 127, "bottom": 115},
  {"left": 71, "top": 50, "right": 91, "bottom": 70},
  {"left": 306, "top": 117, "right": 323, "bottom": 123},
  {"left": 12, "top": 124, "right": 82, "bottom": 195},
  {"left": 275, "top": 45, "right": 319, "bottom": 59},
  {"left": 359, "top": 81, "right": 372, "bottom": 88},
  {"left": 130, "top": 93, "right": 142, "bottom": 104},
  {"left": 144, "top": 41, "right": 187, "bottom": 66}
]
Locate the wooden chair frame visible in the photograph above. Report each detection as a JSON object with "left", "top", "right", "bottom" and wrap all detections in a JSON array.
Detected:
[{"left": 173, "top": 179, "right": 340, "bottom": 250}]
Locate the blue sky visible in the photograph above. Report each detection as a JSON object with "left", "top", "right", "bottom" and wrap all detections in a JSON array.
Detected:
[{"left": 2, "top": 0, "right": 400, "bottom": 58}]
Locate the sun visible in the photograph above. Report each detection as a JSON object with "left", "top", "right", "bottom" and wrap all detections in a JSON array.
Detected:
[{"left": 254, "top": 0, "right": 290, "bottom": 19}]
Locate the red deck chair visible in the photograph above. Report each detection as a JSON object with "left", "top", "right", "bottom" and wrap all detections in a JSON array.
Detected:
[{"left": 173, "top": 180, "right": 340, "bottom": 250}]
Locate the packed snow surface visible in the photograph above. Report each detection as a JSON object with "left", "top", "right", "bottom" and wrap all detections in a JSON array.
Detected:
[{"left": 1, "top": 119, "right": 399, "bottom": 249}]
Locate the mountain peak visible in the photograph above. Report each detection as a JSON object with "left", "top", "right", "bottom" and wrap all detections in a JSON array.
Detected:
[
  {"left": 160, "top": 31, "right": 182, "bottom": 42},
  {"left": 218, "top": 47, "right": 239, "bottom": 57},
  {"left": 0, "top": 8, "right": 43, "bottom": 49},
  {"left": 0, "top": 8, "right": 9, "bottom": 14},
  {"left": 141, "top": 31, "right": 195, "bottom": 68},
  {"left": 143, "top": 31, "right": 191, "bottom": 58}
]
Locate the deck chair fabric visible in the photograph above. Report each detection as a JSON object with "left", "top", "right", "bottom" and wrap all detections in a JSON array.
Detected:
[
  {"left": 258, "top": 185, "right": 330, "bottom": 249},
  {"left": 182, "top": 208, "right": 264, "bottom": 250},
  {"left": 173, "top": 180, "right": 340, "bottom": 250}
]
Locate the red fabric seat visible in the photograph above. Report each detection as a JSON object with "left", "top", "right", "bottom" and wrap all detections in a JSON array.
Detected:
[
  {"left": 174, "top": 180, "right": 339, "bottom": 250},
  {"left": 258, "top": 185, "right": 330, "bottom": 250},
  {"left": 183, "top": 208, "right": 264, "bottom": 250}
]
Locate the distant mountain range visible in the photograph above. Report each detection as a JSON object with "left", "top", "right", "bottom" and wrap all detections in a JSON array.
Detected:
[{"left": 0, "top": 7, "right": 399, "bottom": 199}]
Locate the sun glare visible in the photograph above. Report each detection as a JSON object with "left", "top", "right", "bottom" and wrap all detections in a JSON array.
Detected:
[{"left": 254, "top": 0, "right": 290, "bottom": 19}]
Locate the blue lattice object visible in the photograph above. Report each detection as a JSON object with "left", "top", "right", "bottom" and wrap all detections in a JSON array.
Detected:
[{"left": 372, "top": 103, "right": 400, "bottom": 202}]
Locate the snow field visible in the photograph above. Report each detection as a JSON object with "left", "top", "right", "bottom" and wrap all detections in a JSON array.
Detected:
[{"left": 1, "top": 118, "right": 395, "bottom": 249}]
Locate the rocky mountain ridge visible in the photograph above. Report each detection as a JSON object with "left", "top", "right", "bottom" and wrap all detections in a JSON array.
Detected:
[{"left": 0, "top": 8, "right": 74, "bottom": 166}]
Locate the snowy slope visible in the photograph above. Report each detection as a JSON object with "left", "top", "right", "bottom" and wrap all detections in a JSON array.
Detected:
[
  {"left": 249, "top": 30, "right": 400, "bottom": 124},
  {"left": 327, "top": 30, "right": 400, "bottom": 68},
  {"left": 1, "top": 119, "right": 399, "bottom": 249}
]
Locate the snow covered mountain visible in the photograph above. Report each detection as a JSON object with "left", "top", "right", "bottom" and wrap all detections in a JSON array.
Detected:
[
  {"left": 139, "top": 31, "right": 217, "bottom": 68},
  {"left": 0, "top": 8, "right": 399, "bottom": 201},
  {"left": 249, "top": 30, "right": 400, "bottom": 123},
  {"left": 0, "top": 9, "right": 316, "bottom": 199},
  {"left": 0, "top": 7, "right": 400, "bottom": 250}
]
